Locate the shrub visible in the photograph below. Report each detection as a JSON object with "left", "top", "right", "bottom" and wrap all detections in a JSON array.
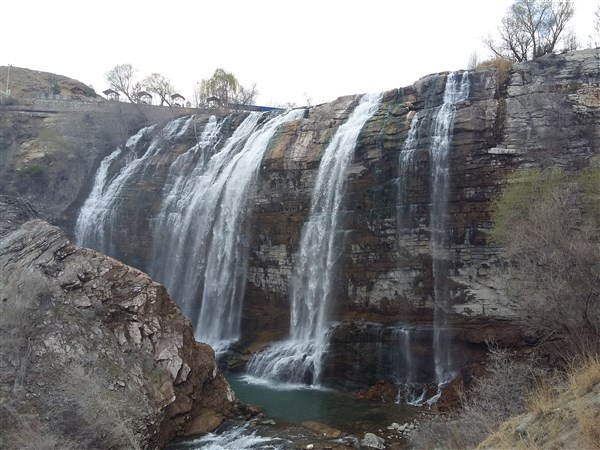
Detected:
[
  {"left": 488, "top": 168, "right": 565, "bottom": 243},
  {"left": 410, "top": 346, "right": 535, "bottom": 449},
  {"left": 489, "top": 165, "right": 600, "bottom": 357},
  {"left": 0, "top": 267, "right": 142, "bottom": 449},
  {"left": 476, "top": 57, "right": 513, "bottom": 96},
  {"left": 51, "top": 364, "right": 141, "bottom": 449},
  {"left": 15, "top": 164, "right": 45, "bottom": 176},
  {"left": 480, "top": 354, "right": 600, "bottom": 449}
]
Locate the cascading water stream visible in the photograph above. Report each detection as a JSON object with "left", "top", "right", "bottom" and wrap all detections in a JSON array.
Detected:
[
  {"left": 396, "top": 109, "right": 424, "bottom": 265},
  {"left": 74, "top": 147, "right": 122, "bottom": 250},
  {"left": 76, "top": 111, "right": 303, "bottom": 354},
  {"left": 150, "top": 109, "right": 305, "bottom": 353},
  {"left": 75, "top": 115, "right": 194, "bottom": 252},
  {"left": 397, "top": 110, "right": 422, "bottom": 217},
  {"left": 394, "top": 72, "right": 470, "bottom": 404},
  {"left": 246, "top": 93, "right": 383, "bottom": 386},
  {"left": 149, "top": 114, "right": 249, "bottom": 318},
  {"left": 429, "top": 71, "right": 470, "bottom": 392},
  {"left": 395, "top": 110, "right": 427, "bottom": 404}
]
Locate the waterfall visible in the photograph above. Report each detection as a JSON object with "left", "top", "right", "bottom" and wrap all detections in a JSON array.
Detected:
[
  {"left": 394, "top": 110, "right": 426, "bottom": 403},
  {"left": 75, "top": 111, "right": 303, "bottom": 354},
  {"left": 398, "top": 111, "right": 421, "bottom": 202},
  {"left": 394, "top": 72, "right": 470, "bottom": 404},
  {"left": 74, "top": 147, "right": 122, "bottom": 250},
  {"left": 391, "top": 325, "right": 428, "bottom": 405},
  {"left": 429, "top": 71, "right": 470, "bottom": 387},
  {"left": 75, "top": 115, "right": 194, "bottom": 252},
  {"left": 150, "top": 109, "right": 304, "bottom": 353},
  {"left": 246, "top": 93, "right": 383, "bottom": 386},
  {"left": 392, "top": 327, "right": 413, "bottom": 382},
  {"left": 396, "top": 111, "right": 423, "bottom": 237}
]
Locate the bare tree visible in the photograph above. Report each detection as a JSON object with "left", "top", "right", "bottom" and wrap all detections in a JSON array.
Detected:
[
  {"left": 590, "top": 2, "right": 600, "bottom": 48},
  {"left": 235, "top": 82, "right": 258, "bottom": 106},
  {"left": 131, "top": 81, "right": 143, "bottom": 104},
  {"left": 142, "top": 73, "right": 175, "bottom": 106},
  {"left": 485, "top": 0, "right": 576, "bottom": 62},
  {"left": 303, "top": 92, "right": 313, "bottom": 108},
  {"left": 104, "top": 64, "right": 137, "bottom": 103},
  {"left": 467, "top": 51, "right": 480, "bottom": 69},
  {"left": 409, "top": 346, "right": 535, "bottom": 449}
]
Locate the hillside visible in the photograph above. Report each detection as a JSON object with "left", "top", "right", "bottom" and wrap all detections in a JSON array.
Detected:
[
  {"left": 0, "top": 65, "right": 98, "bottom": 99},
  {"left": 0, "top": 67, "right": 202, "bottom": 227},
  {"left": 478, "top": 358, "right": 600, "bottom": 450}
]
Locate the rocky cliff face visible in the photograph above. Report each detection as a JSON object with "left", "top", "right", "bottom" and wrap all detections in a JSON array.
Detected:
[
  {"left": 0, "top": 209, "right": 242, "bottom": 448},
  {"left": 245, "top": 49, "right": 600, "bottom": 386},
  {"left": 2, "top": 50, "right": 599, "bottom": 393}
]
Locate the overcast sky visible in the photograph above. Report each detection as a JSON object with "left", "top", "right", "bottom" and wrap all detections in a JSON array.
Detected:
[{"left": 3, "top": 0, "right": 598, "bottom": 106}]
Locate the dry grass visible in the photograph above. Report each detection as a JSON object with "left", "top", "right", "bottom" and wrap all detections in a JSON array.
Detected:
[
  {"left": 526, "top": 376, "right": 562, "bottom": 417},
  {"left": 53, "top": 364, "right": 142, "bottom": 449},
  {"left": 576, "top": 403, "right": 600, "bottom": 450},
  {"left": 409, "top": 346, "right": 534, "bottom": 449},
  {"left": 569, "top": 355, "right": 600, "bottom": 396},
  {"left": 411, "top": 352, "right": 600, "bottom": 450},
  {"left": 479, "top": 355, "right": 600, "bottom": 450},
  {"left": 0, "top": 265, "right": 144, "bottom": 449},
  {"left": 571, "top": 356, "right": 600, "bottom": 450},
  {"left": 8, "top": 413, "right": 79, "bottom": 450},
  {"left": 0, "top": 65, "right": 96, "bottom": 98},
  {"left": 476, "top": 57, "right": 513, "bottom": 93}
]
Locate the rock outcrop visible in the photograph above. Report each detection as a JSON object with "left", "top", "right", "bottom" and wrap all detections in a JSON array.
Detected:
[{"left": 0, "top": 208, "right": 241, "bottom": 448}]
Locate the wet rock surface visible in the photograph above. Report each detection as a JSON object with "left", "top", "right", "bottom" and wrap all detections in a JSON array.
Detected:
[{"left": 244, "top": 49, "right": 600, "bottom": 388}]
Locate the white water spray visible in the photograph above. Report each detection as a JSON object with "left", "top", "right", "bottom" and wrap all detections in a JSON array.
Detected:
[
  {"left": 76, "top": 111, "right": 303, "bottom": 354},
  {"left": 246, "top": 93, "right": 383, "bottom": 385},
  {"left": 430, "top": 72, "right": 470, "bottom": 387},
  {"left": 75, "top": 115, "right": 195, "bottom": 253},
  {"left": 151, "top": 110, "right": 304, "bottom": 353}
]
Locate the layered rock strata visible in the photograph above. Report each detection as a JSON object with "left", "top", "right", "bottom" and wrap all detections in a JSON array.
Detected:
[
  {"left": 246, "top": 49, "right": 600, "bottom": 386},
  {"left": 0, "top": 210, "right": 242, "bottom": 448}
]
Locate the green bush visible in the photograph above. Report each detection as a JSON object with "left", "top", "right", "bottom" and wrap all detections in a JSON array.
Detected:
[
  {"left": 489, "top": 168, "right": 565, "bottom": 244},
  {"left": 15, "top": 164, "right": 45, "bottom": 176},
  {"left": 576, "top": 155, "right": 600, "bottom": 223},
  {"left": 490, "top": 163, "right": 600, "bottom": 357}
]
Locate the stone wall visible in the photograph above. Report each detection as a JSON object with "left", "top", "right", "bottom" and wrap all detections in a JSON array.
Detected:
[{"left": 32, "top": 97, "right": 199, "bottom": 123}]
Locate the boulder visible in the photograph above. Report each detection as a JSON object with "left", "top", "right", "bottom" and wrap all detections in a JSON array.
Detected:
[
  {"left": 361, "top": 432, "right": 385, "bottom": 449},
  {"left": 0, "top": 217, "right": 243, "bottom": 448}
]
